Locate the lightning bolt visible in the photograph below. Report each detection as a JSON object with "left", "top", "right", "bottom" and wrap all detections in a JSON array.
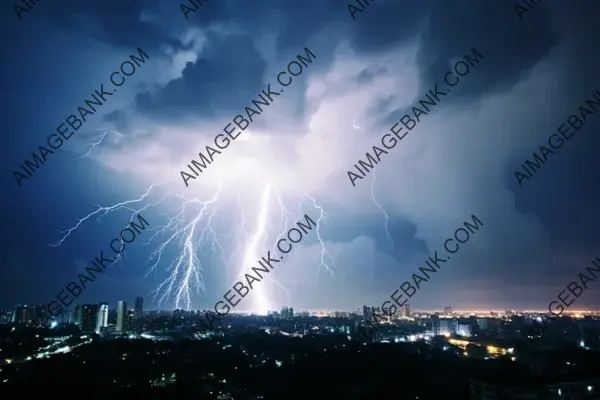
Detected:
[
  {"left": 359, "top": 81, "right": 418, "bottom": 250},
  {"left": 50, "top": 182, "right": 168, "bottom": 248},
  {"left": 52, "top": 180, "right": 333, "bottom": 313},
  {"left": 303, "top": 193, "right": 335, "bottom": 278},
  {"left": 79, "top": 129, "right": 122, "bottom": 159},
  {"left": 353, "top": 122, "right": 394, "bottom": 249},
  {"left": 234, "top": 183, "right": 272, "bottom": 314},
  {"left": 370, "top": 172, "right": 393, "bottom": 249},
  {"left": 147, "top": 186, "right": 224, "bottom": 311}
]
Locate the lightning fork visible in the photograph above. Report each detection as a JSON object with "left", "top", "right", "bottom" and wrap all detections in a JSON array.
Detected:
[
  {"left": 52, "top": 175, "right": 335, "bottom": 313},
  {"left": 147, "top": 186, "right": 224, "bottom": 310},
  {"left": 302, "top": 193, "right": 335, "bottom": 278},
  {"left": 79, "top": 129, "right": 122, "bottom": 159},
  {"left": 50, "top": 182, "right": 167, "bottom": 248},
  {"left": 371, "top": 171, "right": 393, "bottom": 249}
]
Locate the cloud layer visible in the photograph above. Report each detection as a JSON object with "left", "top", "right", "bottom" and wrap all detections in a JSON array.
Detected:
[{"left": 5, "top": 0, "right": 600, "bottom": 310}]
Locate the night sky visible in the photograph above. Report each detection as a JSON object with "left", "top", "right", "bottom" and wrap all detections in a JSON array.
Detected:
[{"left": 1, "top": 0, "right": 600, "bottom": 312}]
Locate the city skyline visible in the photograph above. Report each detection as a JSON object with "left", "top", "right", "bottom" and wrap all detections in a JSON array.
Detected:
[{"left": 6, "top": 297, "right": 600, "bottom": 317}]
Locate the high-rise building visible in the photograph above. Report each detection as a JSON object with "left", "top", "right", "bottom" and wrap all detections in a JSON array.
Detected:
[
  {"left": 404, "top": 303, "right": 411, "bottom": 317},
  {"left": 440, "top": 319, "right": 458, "bottom": 336},
  {"left": 362, "top": 305, "right": 372, "bottom": 322},
  {"left": 73, "top": 305, "right": 83, "bottom": 327},
  {"left": 11, "top": 305, "right": 43, "bottom": 325},
  {"left": 432, "top": 315, "right": 440, "bottom": 336},
  {"left": 79, "top": 304, "right": 99, "bottom": 332},
  {"left": 281, "top": 306, "right": 294, "bottom": 320},
  {"left": 134, "top": 297, "right": 143, "bottom": 319},
  {"left": 12, "top": 305, "right": 26, "bottom": 324},
  {"left": 116, "top": 301, "right": 127, "bottom": 332},
  {"left": 96, "top": 302, "right": 109, "bottom": 333},
  {"left": 443, "top": 306, "right": 453, "bottom": 315},
  {"left": 126, "top": 309, "right": 135, "bottom": 330},
  {"left": 458, "top": 324, "right": 471, "bottom": 337},
  {"left": 61, "top": 310, "right": 73, "bottom": 324},
  {"left": 0, "top": 309, "right": 10, "bottom": 324},
  {"left": 478, "top": 318, "right": 491, "bottom": 330}
]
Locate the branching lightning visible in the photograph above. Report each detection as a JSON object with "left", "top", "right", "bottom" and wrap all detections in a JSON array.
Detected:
[
  {"left": 145, "top": 186, "right": 224, "bottom": 311},
  {"left": 79, "top": 129, "right": 122, "bottom": 159},
  {"left": 50, "top": 182, "right": 169, "bottom": 248},
  {"left": 51, "top": 176, "right": 333, "bottom": 313},
  {"left": 353, "top": 121, "right": 395, "bottom": 250},
  {"left": 352, "top": 116, "right": 396, "bottom": 249},
  {"left": 302, "top": 193, "right": 335, "bottom": 277},
  {"left": 371, "top": 169, "right": 393, "bottom": 250}
]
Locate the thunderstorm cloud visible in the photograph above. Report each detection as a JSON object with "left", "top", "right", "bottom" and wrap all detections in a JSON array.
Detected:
[{"left": 3, "top": 0, "right": 600, "bottom": 311}]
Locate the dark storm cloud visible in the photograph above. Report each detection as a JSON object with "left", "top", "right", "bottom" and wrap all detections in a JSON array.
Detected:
[
  {"left": 34, "top": 0, "right": 343, "bottom": 126},
  {"left": 128, "top": 1, "right": 346, "bottom": 124},
  {"left": 549, "top": 1, "right": 600, "bottom": 89},
  {"left": 186, "top": 0, "right": 343, "bottom": 49},
  {"left": 353, "top": 66, "right": 391, "bottom": 86},
  {"left": 370, "top": 1, "right": 600, "bottom": 132},
  {"left": 8, "top": 0, "right": 599, "bottom": 311},
  {"left": 123, "top": 0, "right": 559, "bottom": 130},
  {"left": 61, "top": 0, "right": 560, "bottom": 132},
  {"left": 369, "top": 1, "right": 558, "bottom": 128},
  {"left": 135, "top": 33, "right": 268, "bottom": 121},
  {"left": 348, "top": 0, "right": 431, "bottom": 53},
  {"left": 413, "top": 1, "right": 559, "bottom": 97},
  {"left": 104, "top": 109, "right": 126, "bottom": 123},
  {"left": 328, "top": 212, "right": 429, "bottom": 262},
  {"left": 43, "top": 0, "right": 174, "bottom": 52},
  {"left": 36, "top": 0, "right": 594, "bottom": 132}
]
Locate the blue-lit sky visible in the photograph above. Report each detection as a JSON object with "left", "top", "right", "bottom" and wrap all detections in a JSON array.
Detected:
[{"left": 1, "top": 0, "right": 600, "bottom": 312}]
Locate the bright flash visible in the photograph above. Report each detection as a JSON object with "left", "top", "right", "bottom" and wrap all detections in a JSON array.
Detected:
[{"left": 52, "top": 172, "right": 334, "bottom": 312}]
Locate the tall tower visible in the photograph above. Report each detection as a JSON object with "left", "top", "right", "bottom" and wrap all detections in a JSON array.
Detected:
[
  {"left": 96, "top": 302, "right": 109, "bottom": 333},
  {"left": 116, "top": 301, "right": 127, "bottom": 332},
  {"left": 134, "top": 297, "right": 143, "bottom": 319},
  {"left": 73, "top": 304, "right": 83, "bottom": 327},
  {"left": 362, "top": 305, "right": 372, "bottom": 322},
  {"left": 11, "top": 305, "right": 26, "bottom": 324},
  {"left": 80, "top": 304, "right": 99, "bottom": 332},
  {"left": 432, "top": 315, "right": 441, "bottom": 336}
]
